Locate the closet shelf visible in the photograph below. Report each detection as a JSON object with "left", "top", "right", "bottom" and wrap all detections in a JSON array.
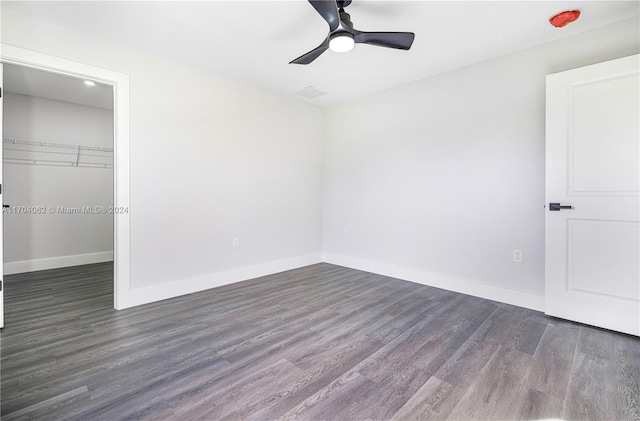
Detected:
[{"left": 3, "top": 138, "right": 114, "bottom": 169}]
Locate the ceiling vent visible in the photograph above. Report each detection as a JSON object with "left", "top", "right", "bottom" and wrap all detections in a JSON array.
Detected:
[{"left": 295, "top": 86, "right": 327, "bottom": 99}]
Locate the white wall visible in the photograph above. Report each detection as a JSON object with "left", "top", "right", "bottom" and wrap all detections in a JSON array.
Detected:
[
  {"left": 3, "top": 93, "right": 114, "bottom": 273},
  {"left": 1, "top": 8, "right": 324, "bottom": 303},
  {"left": 3, "top": 7, "right": 637, "bottom": 311},
  {"left": 323, "top": 17, "right": 640, "bottom": 310}
]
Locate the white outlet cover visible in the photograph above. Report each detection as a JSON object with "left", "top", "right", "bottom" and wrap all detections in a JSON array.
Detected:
[{"left": 513, "top": 250, "right": 523, "bottom": 263}]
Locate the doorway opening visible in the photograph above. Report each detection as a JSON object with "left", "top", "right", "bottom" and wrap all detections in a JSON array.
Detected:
[
  {"left": 2, "top": 64, "right": 114, "bottom": 275},
  {"left": 3, "top": 64, "right": 116, "bottom": 315},
  {"left": 0, "top": 45, "right": 131, "bottom": 318}
]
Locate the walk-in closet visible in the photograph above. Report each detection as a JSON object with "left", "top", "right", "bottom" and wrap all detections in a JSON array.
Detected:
[{"left": 2, "top": 64, "right": 114, "bottom": 275}]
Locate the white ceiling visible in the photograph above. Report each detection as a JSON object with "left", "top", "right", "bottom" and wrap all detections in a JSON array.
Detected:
[
  {"left": 2, "top": 1, "right": 638, "bottom": 107},
  {"left": 3, "top": 64, "right": 114, "bottom": 110}
]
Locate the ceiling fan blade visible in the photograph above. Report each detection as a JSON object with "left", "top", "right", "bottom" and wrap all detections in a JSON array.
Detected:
[
  {"left": 290, "top": 39, "right": 330, "bottom": 65},
  {"left": 308, "top": 0, "right": 340, "bottom": 32},
  {"left": 355, "top": 32, "right": 415, "bottom": 50}
]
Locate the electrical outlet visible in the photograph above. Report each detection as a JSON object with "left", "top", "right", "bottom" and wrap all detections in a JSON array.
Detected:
[
  {"left": 233, "top": 238, "right": 239, "bottom": 249},
  {"left": 343, "top": 230, "right": 349, "bottom": 240},
  {"left": 513, "top": 249, "right": 523, "bottom": 263}
]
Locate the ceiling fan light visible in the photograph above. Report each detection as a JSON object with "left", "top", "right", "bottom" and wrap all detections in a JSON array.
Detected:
[{"left": 329, "top": 34, "right": 355, "bottom": 53}]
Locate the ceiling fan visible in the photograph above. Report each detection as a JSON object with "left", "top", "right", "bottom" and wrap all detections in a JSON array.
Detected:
[{"left": 290, "top": 0, "right": 415, "bottom": 65}]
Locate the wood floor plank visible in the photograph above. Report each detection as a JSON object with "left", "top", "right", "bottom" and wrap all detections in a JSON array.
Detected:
[
  {"left": 355, "top": 295, "right": 496, "bottom": 383},
  {"left": 2, "top": 386, "right": 90, "bottom": 421},
  {"left": 173, "top": 358, "right": 304, "bottom": 420},
  {"left": 563, "top": 351, "right": 617, "bottom": 420},
  {"left": 433, "top": 323, "right": 502, "bottom": 388},
  {"left": 526, "top": 321, "right": 580, "bottom": 399},
  {"left": 225, "top": 336, "right": 385, "bottom": 420},
  {"left": 614, "top": 333, "right": 640, "bottom": 420},
  {"left": 278, "top": 370, "right": 375, "bottom": 421},
  {"left": 517, "top": 387, "right": 564, "bottom": 421},
  {"left": 447, "top": 347, "right": 534, "bottom": 420},
  {"left": 434, "top": 306, "right": 547, "bottom": 389},
  {"left": 391, "top": 376, "right": 465, "bottom": 420}
]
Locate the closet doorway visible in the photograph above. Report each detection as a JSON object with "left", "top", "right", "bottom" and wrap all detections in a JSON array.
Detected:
[
  {"left": 2, "top": 64, "right": 115, "bottom": 322},
  {"left": 0, "top": 46, "right": 131, "bottom": 325}
]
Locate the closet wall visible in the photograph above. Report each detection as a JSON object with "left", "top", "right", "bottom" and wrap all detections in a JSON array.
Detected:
[{"left": 3, "top": 92, "right": 114, "bottom": 274}]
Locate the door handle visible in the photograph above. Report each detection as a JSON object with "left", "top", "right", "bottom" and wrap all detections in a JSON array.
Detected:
[{"left": 549, "top": 203, "right": 573, "bottom": 211}]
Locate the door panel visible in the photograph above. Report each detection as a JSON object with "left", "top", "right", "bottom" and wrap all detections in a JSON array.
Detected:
[
  {"left": 571, "top": 75, "right": 639, "bottom": 194},
  {"left": 546, "top": 54, "right": 640, "bottom": 336},
  {"left": 568, "top": 219, "right": 639, "bottom": 299}
]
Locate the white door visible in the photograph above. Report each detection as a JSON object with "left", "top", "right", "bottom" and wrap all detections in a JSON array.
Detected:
[
  {"left": 0, "top": 62, "right": 4, "bottom": 328},
  {"left": 545, "top": 54, "right": 640, "bottom": 336}
]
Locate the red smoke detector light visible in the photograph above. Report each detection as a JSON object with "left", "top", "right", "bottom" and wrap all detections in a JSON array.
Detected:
[{"left": 549, "top": 10, "right": 581, "bottom": 28}]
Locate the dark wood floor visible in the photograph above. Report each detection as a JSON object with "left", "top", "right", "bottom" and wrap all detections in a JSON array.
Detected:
[{"left": 1, "top": 262, "right": 638, "bottom": 420}]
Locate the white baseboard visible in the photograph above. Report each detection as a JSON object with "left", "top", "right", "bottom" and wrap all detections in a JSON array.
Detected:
[
  {"left": 323, "top": 253, "right": 545, "bottom": 312},
  {"left": 4, "top": 251, "right": 114, "bottom": 275},
  {"left": 13, "top": 250, "right": 542, "bottom": 313},
  {"left": 118, "top": 253, "right": 323, "bottom": 309}
]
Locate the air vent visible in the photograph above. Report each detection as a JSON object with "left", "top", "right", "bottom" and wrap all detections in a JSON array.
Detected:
[{"left": 295, "top": 86, "right": 326, "bottom": 99}]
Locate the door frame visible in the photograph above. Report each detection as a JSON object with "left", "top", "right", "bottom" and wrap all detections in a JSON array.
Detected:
[{"left": 0, "top": 44, "right": 131, "bottom": 310}]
